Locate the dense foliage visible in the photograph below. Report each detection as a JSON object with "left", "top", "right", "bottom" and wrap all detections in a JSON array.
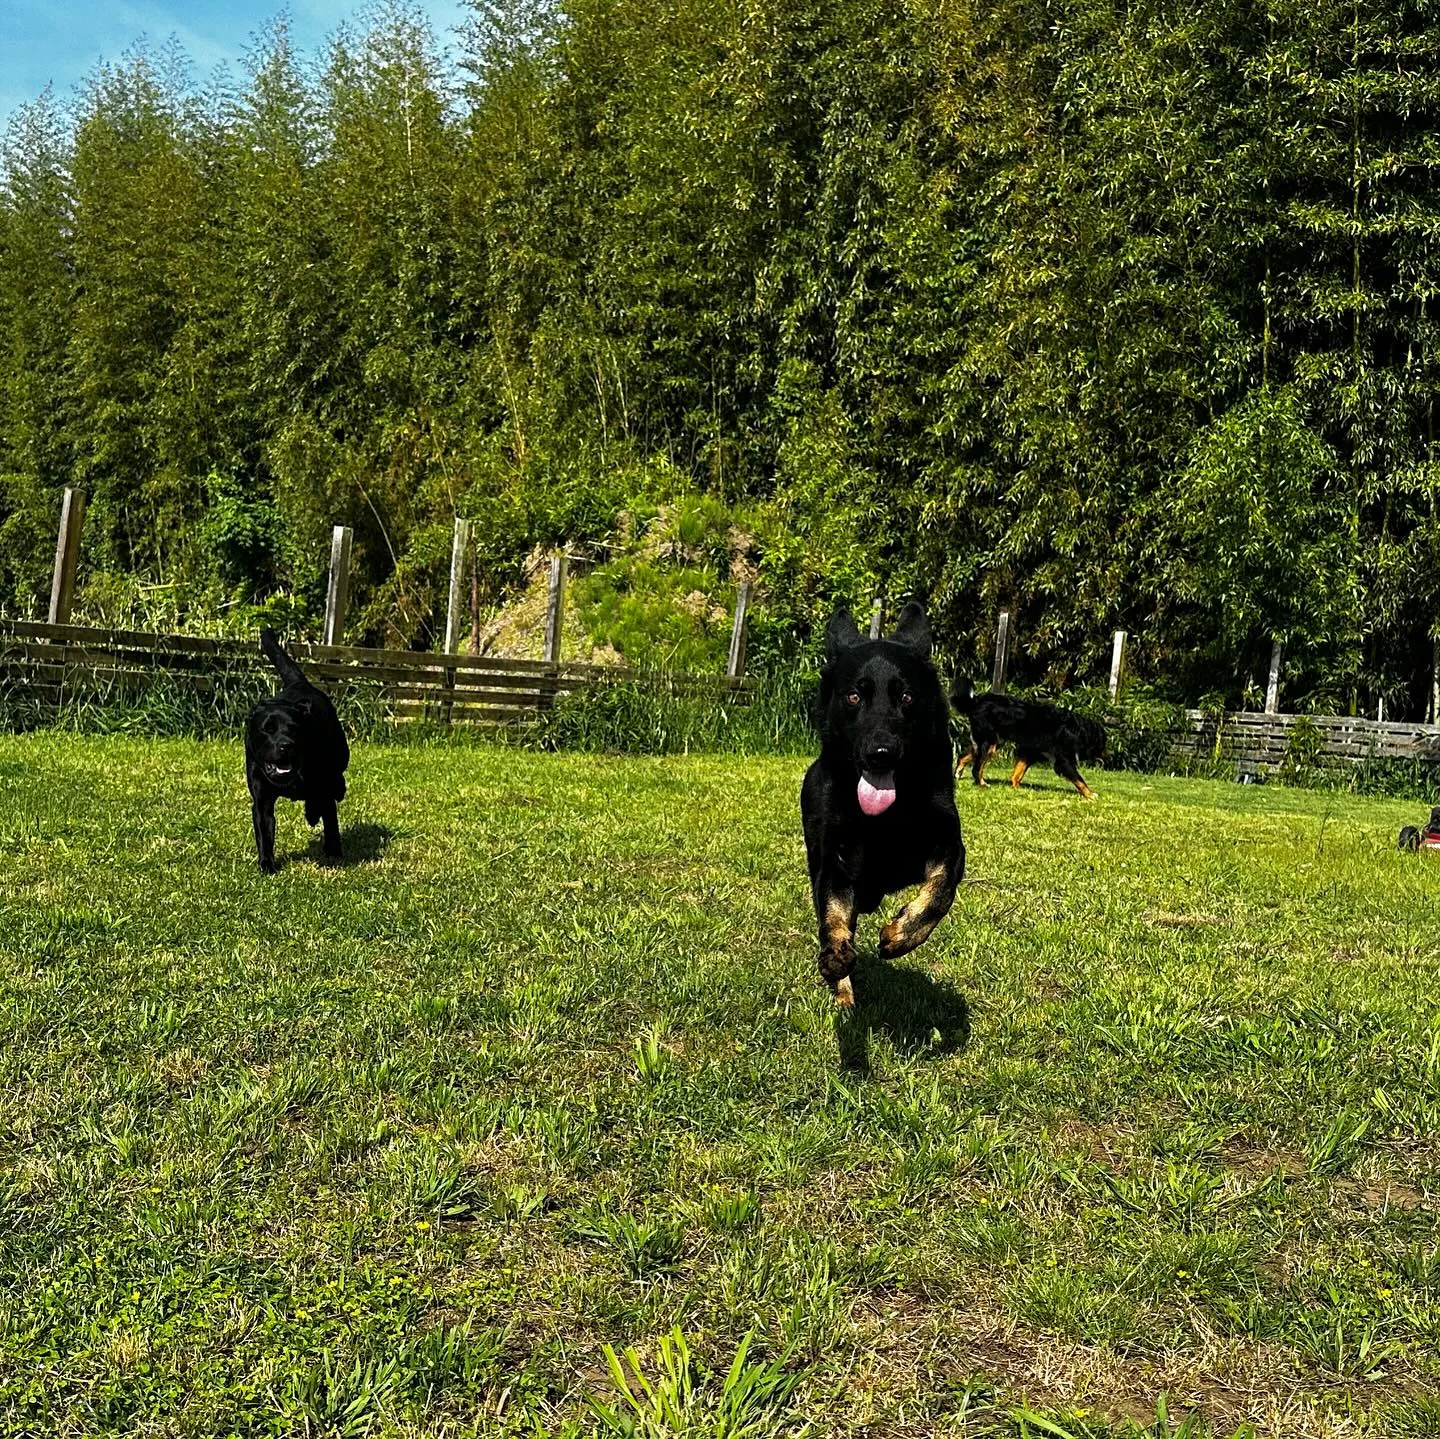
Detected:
[{"left": 2, "top": 0, "right": 1439, "bottom": 712}]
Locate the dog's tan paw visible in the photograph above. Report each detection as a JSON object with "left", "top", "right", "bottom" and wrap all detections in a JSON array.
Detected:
[
  {"left": 818, "top": 939, "right": 857, "bottom": 997},
  {"left": 835, "top": 976, "right": 855, "bottom": 1009}
]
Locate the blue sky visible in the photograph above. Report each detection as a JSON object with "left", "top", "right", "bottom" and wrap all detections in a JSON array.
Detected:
[{"left": 0, "top": 1, "right": 472, "bottom": 122}]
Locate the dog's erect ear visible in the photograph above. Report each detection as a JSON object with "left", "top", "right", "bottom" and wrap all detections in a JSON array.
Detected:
[
  {"left": 825, "top": 609, "right": 863, "bottom": 661},
  {"left": 889, "top": 603, "right": 931, "bottom": 658}
]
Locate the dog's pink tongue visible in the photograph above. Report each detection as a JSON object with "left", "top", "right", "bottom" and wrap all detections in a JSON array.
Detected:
[{"left": 857, "top": 772, "right": 896, "bottom": 816}]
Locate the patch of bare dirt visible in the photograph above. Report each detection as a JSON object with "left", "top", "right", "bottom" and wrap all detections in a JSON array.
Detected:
[{"left": 1219, "top": 1137, "right": 1309, "bottom": 1179}]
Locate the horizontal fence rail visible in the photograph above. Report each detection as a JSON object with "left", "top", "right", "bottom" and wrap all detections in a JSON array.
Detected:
[
  {"left": 1174, "top": 709, "right": 1440, "bottom": 769},
  {"left": 6, "top": 619, "right": 1439, "bottom": 765},
  {"left": 0, "top": 620, "right": 749, "bottom": 728}
]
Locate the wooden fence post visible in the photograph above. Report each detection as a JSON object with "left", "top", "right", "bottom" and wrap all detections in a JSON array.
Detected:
[
  {"left": 48, "top": 487, "right": 86, "bottom": 625},
  {"left": 1265, "top": 639, "right": 1283, "bottom": 714},
  {"left": 470, "top": 553, "right": 481, "bottom": 656},
  {"left": 992, "top": 611, "right": 1011, "bottom": 693},
  {"left": 727, "top": 580, "right": 751, "bottom": 679},
  {"left": 1109, "top": 630, "right": 1126, "bottom": 698},
  {"left": 323, "top": 526, "right": 353, "bottom": 647},
  {"left": 868, "top": 600, "right": 883, "bottom": 640},
  {"left": 443, "top": 516, "right": 472, "bottom": 655},
  {"left": 543, "top": 554, "right": 568, "bottom": 664}
]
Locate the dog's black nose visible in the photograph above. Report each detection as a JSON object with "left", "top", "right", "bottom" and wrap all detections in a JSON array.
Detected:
[{"left": 864, "top": 746, "right": 899, "bottom": 772}]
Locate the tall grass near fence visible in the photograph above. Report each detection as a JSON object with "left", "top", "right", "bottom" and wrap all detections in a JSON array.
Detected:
[
  {"left": 0, "top": 664, "right": 397, "bottom": 741},
  {"left": 531, "top": 668, "right": 816, "bottom": 756}
]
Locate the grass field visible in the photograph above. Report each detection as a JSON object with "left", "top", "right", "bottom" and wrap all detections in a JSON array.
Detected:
[{"left": 2, "top": 734, "right": 1439, "bottom": 1438}]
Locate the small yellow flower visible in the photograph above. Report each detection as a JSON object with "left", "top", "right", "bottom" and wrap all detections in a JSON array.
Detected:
[
  {"left": 295, "top": 1309, "right": 308, "bottom": 1319},
  {"left": 416, "top": 1220, "right": 430, "bottom": 1231},
  {"left": 1176, "top": 1269, "right": 1190, "bottom": 1278},
  {"left": 1377, "top": 1287, "right": 1393, "bottom": 1298},
  {"left": 130, "top": 1290, "right": 140, "bottom": 1302},
  {"left": 390, "top": 1277, "right": 403, "bottom": 1285}
]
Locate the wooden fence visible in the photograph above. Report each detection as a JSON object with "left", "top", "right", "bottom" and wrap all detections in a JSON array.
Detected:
[
  {"left": 0, "top": 620, "right": 748, "bottom": 727},
  {"left": 1173, "top": 708, "right": 1440, "bottom": 771}
]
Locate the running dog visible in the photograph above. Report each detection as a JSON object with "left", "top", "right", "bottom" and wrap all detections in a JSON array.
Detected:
[{"left": 800, "top": 604, "right": 965, "bottom": 1008}]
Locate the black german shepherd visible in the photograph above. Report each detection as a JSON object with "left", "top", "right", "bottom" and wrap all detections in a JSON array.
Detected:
[
  {"left": 950, "top": 678, "right": 1106, "bottom": 799},
  {"left": 800, "top": 604, "right": 965, "bottom": 1007},
  {"left": 245, "top": 629, "right": 350, "bottom": 872}
]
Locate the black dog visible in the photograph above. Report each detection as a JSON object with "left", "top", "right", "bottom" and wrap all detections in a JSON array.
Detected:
[
  {"left": 950, "top": 678, "right": 1106, "bottom": 799},
  {"left": 245, "top": 629, "right": 349, "bottom": 872},
  {"left": 800, "top": 604, "right": 965, "bottom": 1008}
]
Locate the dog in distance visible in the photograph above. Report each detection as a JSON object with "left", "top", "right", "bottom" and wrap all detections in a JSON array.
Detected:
[
  {"left": 245, "top": 628, "right": 350, "bottom": 872},
  {"left": 950, "top": 678, "right": 1106, "bottom": 799}
]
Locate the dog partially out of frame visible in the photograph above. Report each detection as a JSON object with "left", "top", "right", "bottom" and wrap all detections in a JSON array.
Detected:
[
  {"left": 949, "top": 677, "right": 1106, "bottom": 799},
  {"left": 245, "top": 628, "right": 350, "bottom": 873},
  {"left": 800, "top": 604, "right": 965, "bottom": 1008}
]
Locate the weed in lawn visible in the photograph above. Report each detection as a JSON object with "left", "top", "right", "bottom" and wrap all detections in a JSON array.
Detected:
[{"left": 587, "top": 1327, "right": 806, "bottom": 1438}]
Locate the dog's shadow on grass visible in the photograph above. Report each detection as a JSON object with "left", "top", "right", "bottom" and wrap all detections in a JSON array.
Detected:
[
  {"left": 282, "top": 822, "right": 394, "bottom": 869},
  {"left": 834, "top": 962, "right": 970, "bottom": 1073}
]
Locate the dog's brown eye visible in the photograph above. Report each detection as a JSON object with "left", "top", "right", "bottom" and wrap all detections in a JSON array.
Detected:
[
  {"left": 900, "top": 692, "right": 914, "bottom": 707},
  {"left": 846, "top": 691, "right": 861, "bottom": 706}
]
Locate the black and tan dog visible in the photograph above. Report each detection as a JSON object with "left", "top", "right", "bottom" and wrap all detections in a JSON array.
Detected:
[
  {"left": 245, "top": 629, "right": 350, "bottom": 872},
  {"left": 950, "top": 678, "right": 1106, "bottom": 799},
  {"left": 800, "top": 604, "right": 965, "bottom": 1008}
]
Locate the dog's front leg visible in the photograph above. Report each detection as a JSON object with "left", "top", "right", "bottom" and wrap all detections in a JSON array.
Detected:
[
  {"left": 319, "top": 799, "right": 343, "bottom": 860},
  {"left": 879, "top": 842, "right": 964, "bottom": 959},
  {"left": 814, "top": 880, "right": 859, "bottom": 1009},
  {"left": 252, "top": 795, "right": 278, "bottom": 874}
]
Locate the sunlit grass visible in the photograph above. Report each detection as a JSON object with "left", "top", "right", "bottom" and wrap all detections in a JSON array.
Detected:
[{"left": 1, "top": 734, "right": 1438, "bottom": 1437}]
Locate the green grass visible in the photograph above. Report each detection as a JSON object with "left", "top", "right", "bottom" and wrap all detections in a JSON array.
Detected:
[{"left": 2, "top": 736, "right": 1439, "bottom": 1438}]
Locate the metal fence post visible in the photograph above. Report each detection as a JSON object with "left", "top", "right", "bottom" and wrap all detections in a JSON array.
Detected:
[
  {"left": 992, "top": 611, "right": 1011, "bottom": 693},
  {"left": 727, "top": 580, "right": 751, "bottom": 679},
  {"left": 1109, "top": 630, "right": 1126, "bottom": 698}
]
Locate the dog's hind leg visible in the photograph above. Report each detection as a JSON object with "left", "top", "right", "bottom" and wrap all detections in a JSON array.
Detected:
[
  {"left": 1010, "top": 758, "right": 1030, "bottom": 788},
  {"left": 880, "top": 844, "right": 964, "bottom": 960},
  {"left": 955, "top": 748, "right": 973, "bottom": 776},
  {"left": 252, "top": 796, "right": 278, "bottom": 873},
  {"left": 814, "top": 881, "right": 859, "bottom": 1008},
  {"left": 1054, "top": 752, "right": 1095, "bottom": 799}
]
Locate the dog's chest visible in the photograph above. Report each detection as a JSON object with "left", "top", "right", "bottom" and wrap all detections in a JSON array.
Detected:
[{"left": 840, "top": 824, "right": 932, "bottom": 908}]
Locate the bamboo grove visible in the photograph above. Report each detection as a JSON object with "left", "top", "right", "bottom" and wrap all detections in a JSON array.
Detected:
[{"left": 2, "top": 0, "right": 1439, "bottom": 712}]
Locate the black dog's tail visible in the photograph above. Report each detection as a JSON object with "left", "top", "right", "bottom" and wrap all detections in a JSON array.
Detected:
[
  {"left": 259, "top": 628, "right": 306, "bottom": 687},
  {"left": 949, "top": 674, "right": 977, "bottom": 715}
]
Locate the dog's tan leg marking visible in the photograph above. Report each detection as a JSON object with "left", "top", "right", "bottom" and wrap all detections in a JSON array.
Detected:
[
  {"left": 880, "top": 859, "right": 955, "bottom": 959},
  {"left": 824, "top": 893, "right": 855, "bottom": 947},
  {"left": 817, "top": 890, "right": 858, "bottom": 1003},
  {"left": 1073, "top": 777, "right": 1096, "bottom": 800},
  {"left": 1010, "top": 758, "right": 1029, "bottom": 788},
  {"left": 955, "top": 749, "right": 973, "bottom": 775}
]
